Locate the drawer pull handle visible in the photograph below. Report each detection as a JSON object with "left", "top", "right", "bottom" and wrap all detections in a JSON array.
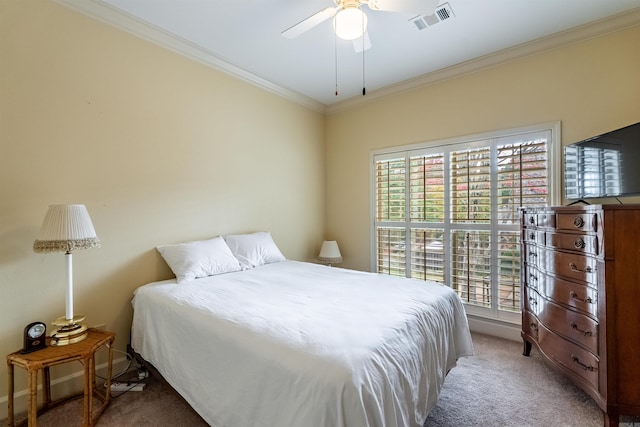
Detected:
[
  {"left": 530, "top": 322, "right": 538, "bottom": 333},
  {"left": 570, "top": 291, "right": 593, "bottom": 304},
  {"left": 573, "top": 238, "right": 586, "bottom": 249},
  {"left": 529, "top": 232, "right": 535, "bottom": 240},
  {"left": 573, "top": 217, "right": 585, "bottom": 228},
  {"left": 569, "top": 262, "right": 592, "bottom": 273},
  {"left": 570, "top": 322, "right": 593, "bottom": 336},
  {"left": 529, "top": 216, "right": 535, "bottom": 224},
  {"left": 571, "top": 355, "right": 596, "bottom": 372},
  {"left": 528, "top": 297, "right": 537, "bottom": 306}
]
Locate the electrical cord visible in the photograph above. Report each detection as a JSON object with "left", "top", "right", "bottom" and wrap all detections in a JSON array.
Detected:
[
  {"left": 95, "top": 348, "right": 133, "bottom": 382},
  {"left": 111, "top": 348, "right": 134, "bottom": 381},
  {"left": 94, "top": 348, "right": 150, "bottom": 398}
]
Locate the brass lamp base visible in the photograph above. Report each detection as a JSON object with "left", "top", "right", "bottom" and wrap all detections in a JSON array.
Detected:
[{"left": 51, "top": 315, "right": 88, "bottom": 346}]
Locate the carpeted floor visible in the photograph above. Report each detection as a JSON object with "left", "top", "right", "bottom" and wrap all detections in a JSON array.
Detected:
[
  {"left": 424, "top": 333, "right": 604, "bottom": 427},
  {"left": 4, "top": 332, "right": 638, "bottom": 427}
]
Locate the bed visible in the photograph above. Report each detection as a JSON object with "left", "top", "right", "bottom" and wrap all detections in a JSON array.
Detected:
[{"left": 131, "top": 233, "right": 473, "bottom": 427}]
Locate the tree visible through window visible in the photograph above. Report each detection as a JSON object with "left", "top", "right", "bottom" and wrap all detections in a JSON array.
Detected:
[{"left": 372, "top": 125, "right": 558, "bottom": 321}]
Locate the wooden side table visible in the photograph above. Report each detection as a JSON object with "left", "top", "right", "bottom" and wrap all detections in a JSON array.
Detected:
[{"left": 6, "top": 328, "right": 115, "bottom": 427}]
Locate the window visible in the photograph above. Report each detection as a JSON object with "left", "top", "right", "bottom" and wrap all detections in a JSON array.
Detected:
[{"left": 371, "top": 123, "right": 560, "bottom": 322}]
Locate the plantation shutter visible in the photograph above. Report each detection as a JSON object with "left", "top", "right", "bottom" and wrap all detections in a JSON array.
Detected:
[
  {"left": 451, "top": 230, "right": 491, "bottom": 307},
  {"left": 497, "top": 138, "right": 549, "bottom": 217},
  {"left": 494, "top": 136, "right": 548, "bottom": 310},
  {"left": 408, "top": 153, "right": 445, "bottom": 281},
  {"left": 450, "top": 147, "right": 491, "bottom": 223},
  {"left": 376, "top": 158, "right": 405, "bottom": 222},
  {"left": 409, "top": 154, "right": 445, "bottom": 222},
  {"left": 376, "top": 227, "right": 406, "bottom": 276},
  {"left": 375, "top": 157, "right": 406, "bottom": 276},
  {"left": 372, "top": 125, "right": 555, "bottom": 321},
  {"left": 410, "top": 228, "right": 445, "bottom": 282}
]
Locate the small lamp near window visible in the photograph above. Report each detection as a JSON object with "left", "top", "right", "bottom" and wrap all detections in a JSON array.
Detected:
[
  {"left": 33, "top": 204, "right": 100, "bottom": 345},
  {"left": 318, "top": 240, "right": 342, "bottom": 267}
]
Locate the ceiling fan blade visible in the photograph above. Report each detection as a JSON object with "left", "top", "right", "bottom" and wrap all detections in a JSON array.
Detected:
[
  {"left": 282, "top": 7, "right": 338, "bottom": 39},
  {"left": 353, "top": 31, "right": 372, "bottom": 53},
  {"left": 367, "top": 0, "right": 439, "bottom": 15}
]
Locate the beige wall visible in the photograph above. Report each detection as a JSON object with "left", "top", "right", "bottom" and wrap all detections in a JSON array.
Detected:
[
  {"left": 326, "top": 25, "right": 640, "bottom": 271},
  {"left": 0, "top": 0, "right": 325, "bottom": 412}
]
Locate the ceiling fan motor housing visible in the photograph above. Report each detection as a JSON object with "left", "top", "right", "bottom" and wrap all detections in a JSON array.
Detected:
[{"left": 335, "top": 0, "right": 361, "bottom": 8}]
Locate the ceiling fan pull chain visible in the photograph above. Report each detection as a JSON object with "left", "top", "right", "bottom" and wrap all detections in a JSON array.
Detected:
[
  {"left": 362, "top": 10, "right": 366, "bottom": 96},
  {"left": 362, "top": 50, "right": 366, "bottom": 96},
  {"left": 335, "top": 30, "right": 339, "bottom": 96}
]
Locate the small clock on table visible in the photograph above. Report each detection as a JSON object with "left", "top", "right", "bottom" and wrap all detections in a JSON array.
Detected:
[{"left": 22, "top": 321, "right": 47, "bottom": 353}]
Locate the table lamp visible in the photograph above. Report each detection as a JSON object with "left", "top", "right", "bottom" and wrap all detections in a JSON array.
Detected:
[
  {"left": 33, "top": 204, "right": 100, "bottom": 345},
  {"left": 318, "top": 240, "right": 343, "bottom": 267}
]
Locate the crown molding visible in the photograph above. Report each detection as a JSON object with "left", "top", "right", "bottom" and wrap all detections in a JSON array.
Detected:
[
  {"left": 54, "top": 1, "right": 639, "bottom": 116},
  {"left": 326, "top": 7, "right": 640, "bottom": 115},
  {"left": 53, "top": 0, "right": 326, "bottom": 113}
]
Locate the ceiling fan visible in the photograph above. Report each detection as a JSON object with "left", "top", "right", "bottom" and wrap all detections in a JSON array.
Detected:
[{"left": 282, "top": 0, "right": 440, "bottom": 43}]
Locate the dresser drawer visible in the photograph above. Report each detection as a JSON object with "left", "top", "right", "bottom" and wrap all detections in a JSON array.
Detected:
[
  {"left": 523, "top": 212, "right": 556, "bottom": 229},
  {"left": 537, "top": 299, "right": 598, "bottom": 354},
  {"left": 523, "top": 242, "right": 543, "bottom": 267},
  {"left": 523, "top": 213, "right": 537, "bottom": 227},
  {"left": 546, "top": 232, "right": 599, "bottom": 256},
  {"left": 537, "top": 212, "right": 555, "bottom": 229},
  {"left": 524, "top": 264, "right": 544, "bottom": 293},
  {"left": 556, "top": 213, "right": 597, "bottom": 233},
  {"left": 545, "top": 276, "right": 597, "bottom": 317},
  {"left": 545, "top": 250, "right": 597, "bottom": 284},
  {"left": 524, "top": 287, "right": 543, "bottom": 316},
  {"left": 524, "top": 230, "right": 546, "bottom": 246},
  {"left": 537, "top": 323, "right": 599, "bottom": 391},
  {"left": 522, "top": 311, "right": 540, "bottom": 340}
]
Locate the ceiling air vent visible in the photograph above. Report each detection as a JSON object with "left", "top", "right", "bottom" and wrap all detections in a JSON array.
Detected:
[{"left": 411, "top": 3, "right": 455, "bottom": 31}]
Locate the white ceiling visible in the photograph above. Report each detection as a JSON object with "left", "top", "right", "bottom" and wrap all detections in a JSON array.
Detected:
[{"left": 59, "top": 0, "right": 640, "bottom": 110}]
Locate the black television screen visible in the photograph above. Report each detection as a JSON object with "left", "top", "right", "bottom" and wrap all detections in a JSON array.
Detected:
[{"left": 564, "top": 122, "right": 640, "bottom": 200}]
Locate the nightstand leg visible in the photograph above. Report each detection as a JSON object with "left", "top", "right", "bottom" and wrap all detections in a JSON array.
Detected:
[
  {"left": 105, "top": 342, "right": 113, "bottom": 406},
  {"left": 43, "top": 367, "right": 51, "bottom": 408},
  {"left": 84, "top": 358, "right": 91, "bottom": 426},
  {"left": 89, "top": 354, "right": 96, "bottom": 426},
  {"left": 7, "top": 362, "right": 14, "bottom": 427},
  {"left": 28, "top": 369, "right": 38, "bottom": 427}
]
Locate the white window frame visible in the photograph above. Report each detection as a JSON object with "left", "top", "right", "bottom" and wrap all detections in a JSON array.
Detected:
[{"left": 369, "top": 122, "right": 561, "bottom": 324}]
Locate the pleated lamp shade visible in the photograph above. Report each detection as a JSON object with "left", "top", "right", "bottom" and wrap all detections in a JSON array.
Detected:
[{"left": 33, "top": 205, "right": 100, "bottom": 253}]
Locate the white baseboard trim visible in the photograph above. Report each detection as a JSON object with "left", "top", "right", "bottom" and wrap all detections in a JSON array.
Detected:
[
  {"left": 467, "top": 315, "right": 522, "bottom": 342},
  {"left": 0, "top": 356, "right": 129, "bottom": 419}
]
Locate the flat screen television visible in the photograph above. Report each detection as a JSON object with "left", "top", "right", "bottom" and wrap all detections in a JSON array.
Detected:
[{"left": 564, "top": 121, "right": 640, "bottom": 200}]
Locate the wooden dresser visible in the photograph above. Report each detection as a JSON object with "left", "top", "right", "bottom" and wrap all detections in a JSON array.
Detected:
[{"left": 521, "top": 205, "right": 640, "bottom": 427}]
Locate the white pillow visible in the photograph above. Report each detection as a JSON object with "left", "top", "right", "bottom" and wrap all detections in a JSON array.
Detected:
[
  {"left": 156, "top": 236, "right": 242, "bottom": 283},
  {"left": 224, "top": 231, "right": 286, "bottom": 269}
]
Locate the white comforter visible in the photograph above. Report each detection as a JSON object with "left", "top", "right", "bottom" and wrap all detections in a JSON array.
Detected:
[{"left": 131, "top": 261, "right": 473, "bottom": 427}]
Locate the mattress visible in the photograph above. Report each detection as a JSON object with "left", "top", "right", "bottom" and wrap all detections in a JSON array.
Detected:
[{"left": 131, "top": 260, "right": 473, "bottom": 427}]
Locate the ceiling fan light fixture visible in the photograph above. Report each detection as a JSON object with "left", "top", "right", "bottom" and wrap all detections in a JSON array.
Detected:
[{"left": 333, "top": 7, "right": 368, "bottom": 40}]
